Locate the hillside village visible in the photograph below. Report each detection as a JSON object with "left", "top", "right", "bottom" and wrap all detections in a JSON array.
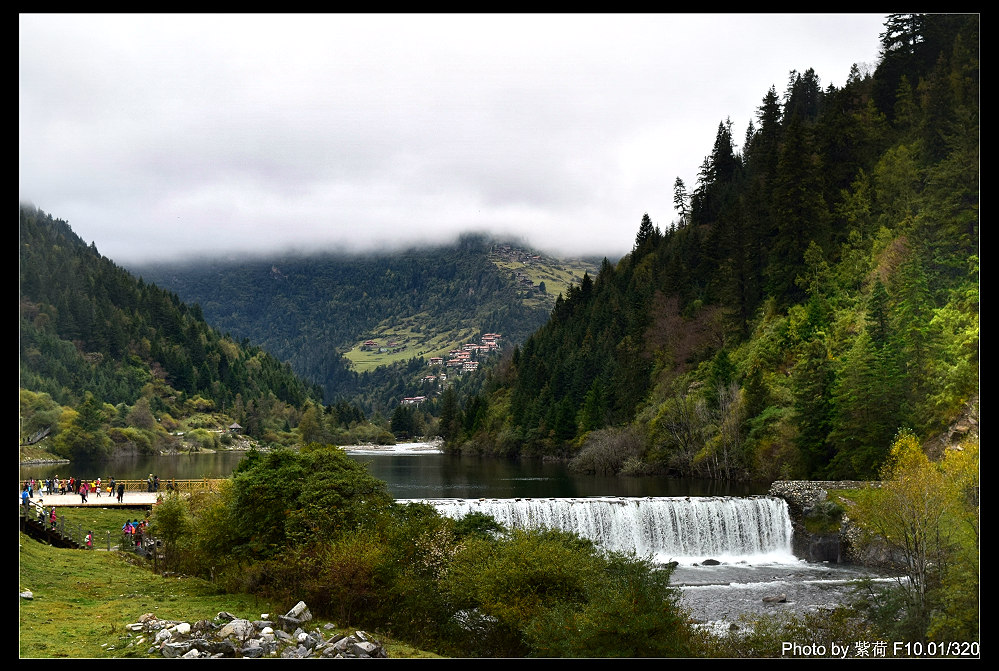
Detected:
[{"left": 401, "top": 333, "right": 502, "bottom": 406}]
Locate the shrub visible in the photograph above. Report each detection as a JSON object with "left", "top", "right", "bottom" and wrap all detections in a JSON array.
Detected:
[
  {"left": 569, "top": 427, "right": 644, "bottom": 475},
  {"left": 186, "top": 428, "right": 219, "bottom": 451},
  {"left": 524, "top": 553, "right": 701, "bottom": 657},
  {"left": 441, "top": 527, "right": 699, "bottom": 657},
  {"left": 149, "top": 492, "right": 191, "bottom": 571},
  {"left": 108, "top": 426, "right": 153, "bottom": 453}
]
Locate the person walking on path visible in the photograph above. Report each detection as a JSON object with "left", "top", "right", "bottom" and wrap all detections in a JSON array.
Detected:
[
  {"left": 79, "top": 480, "right": 88, "bottom": 504},
  {"left": 117, "top": 482, "right": 125, "bottom": 503}
]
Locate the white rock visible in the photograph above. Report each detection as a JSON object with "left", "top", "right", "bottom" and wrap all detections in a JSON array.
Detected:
[
  {"left": 218, "top": 618, "right": 255, "bottom": 640},
  {"left": 286, "top": 601, "right": 312, "bottom": 621},
  {"left": 351, "top": 641, "right": 380, "bottom": 656}
]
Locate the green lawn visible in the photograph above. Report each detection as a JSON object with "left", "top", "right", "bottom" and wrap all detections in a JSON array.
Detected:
[{"left": 18, "top": 531, "right": 441, "bottom": 658}]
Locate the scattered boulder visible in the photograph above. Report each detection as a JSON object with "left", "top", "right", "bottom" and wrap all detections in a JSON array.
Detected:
[
  {"left": 287, "top": 601, "right": 312, "bottom": 621},
  {"left": 278, "top": 600, "right": 314, "bottom": 632},
  {"left": 20, "top": 590, "right": 33, "bottom": 600},
  {"left": 217, "top": 618, "right": 255, "bottom": 642},
  {"left": 701, "top": 558, "right": 721, "bottom": 566},
  {"left": 762, "top": 594, "right": 787, "bottom": 603},
  {"left": 124, "top": 602, "right": 387, "bottom": 658}
]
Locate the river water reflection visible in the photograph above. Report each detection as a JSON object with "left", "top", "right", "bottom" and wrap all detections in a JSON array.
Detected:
[{"left": 19, "top": 442, "right": 771, "bottom": 499}]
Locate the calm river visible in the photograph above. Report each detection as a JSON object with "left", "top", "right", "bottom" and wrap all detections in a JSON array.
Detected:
[{"left": 18, "top": 442, "right": 770, "bottom": 499}]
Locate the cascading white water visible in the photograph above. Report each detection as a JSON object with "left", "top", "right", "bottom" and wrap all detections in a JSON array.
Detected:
[{"left": 406, "top": 496, "right": 796, "bottom": 565}]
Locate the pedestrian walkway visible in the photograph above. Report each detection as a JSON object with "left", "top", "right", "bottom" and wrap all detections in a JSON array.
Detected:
[{"left": 27, "top": 491, "right": 161, "bottom": 507}]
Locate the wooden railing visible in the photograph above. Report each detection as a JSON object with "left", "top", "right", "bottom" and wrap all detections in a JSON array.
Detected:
[
  {"left": 20, "top": 499, "right": 96, "bottom": 549},
  {"left": 22, "top": 478, "right": 228, "bottom": 495},
  {"left": 20, "top": 499, "right": 155, "bottom": 553}
]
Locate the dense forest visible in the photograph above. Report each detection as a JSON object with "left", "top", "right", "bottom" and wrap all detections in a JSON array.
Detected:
[{"left": 444, "top": 14, "right": 979, "bottom": 482}]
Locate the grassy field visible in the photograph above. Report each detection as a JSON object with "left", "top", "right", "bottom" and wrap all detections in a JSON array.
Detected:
[
  {"left": 18, "top": 531, "right": 441, "bottom": 658},
  {"left": 492, "top": 259, "right": 584, "bottom": 300},
  {"left": 341, "top": 252, "right": 599, "bottom": 374},
  {"left": 343, "top": 317, "right": 479, "bottom": 373}
]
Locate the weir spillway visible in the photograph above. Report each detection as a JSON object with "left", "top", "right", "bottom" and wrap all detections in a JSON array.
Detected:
[{"left": 405, "top": 496, "right": 796, "bottom": 565}]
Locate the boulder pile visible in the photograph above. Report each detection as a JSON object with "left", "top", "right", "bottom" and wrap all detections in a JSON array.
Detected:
[{"left": 125, "top": 601, "right": 388, "bottom": 658}]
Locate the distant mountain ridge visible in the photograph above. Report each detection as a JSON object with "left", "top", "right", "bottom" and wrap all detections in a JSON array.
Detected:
[{"left": 132, "top": 234, "right": 601, "bottom": 412}]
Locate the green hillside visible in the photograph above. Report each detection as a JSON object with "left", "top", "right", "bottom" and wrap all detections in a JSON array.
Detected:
[
  {"left": 444, "top": 14, "right": 979, "bottom": 483},
  {"left": 133, "top": 236, "right": 599, "bottom": 411},
  {"left": 18, "top": 206, "right": 376, "bottom": 458}
]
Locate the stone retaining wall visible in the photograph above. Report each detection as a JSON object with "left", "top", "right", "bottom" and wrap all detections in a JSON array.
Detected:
[{"left": 768, "top": 480, "right": 883, "bottom": 564}]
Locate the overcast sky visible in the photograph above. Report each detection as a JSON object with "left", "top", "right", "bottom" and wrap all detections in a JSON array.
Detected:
[{"left": 20, "top": 13, "right": 889, "bottom": 264}]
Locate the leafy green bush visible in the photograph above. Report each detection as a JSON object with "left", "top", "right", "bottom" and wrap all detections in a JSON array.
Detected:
[
  {"left": 185, "top": 428, "right": 219, "bottom": 451},
  {"left": 202, "top": 445, "right": 394, "bottom": 561},
  {"left": 441, "top": 528, "right": 699, "bottom": 657},
  {"left": 107, "top": 426, "right": 153, "bottom": 453},
  {"left": 711, "top": 609, "right": 877, "bottom": 658},
  {"left": 524, "top": 553, "right": 700, "bottom": 657},
  {"left": 149, "top": 492, "right": 191, "bottom": 571}
]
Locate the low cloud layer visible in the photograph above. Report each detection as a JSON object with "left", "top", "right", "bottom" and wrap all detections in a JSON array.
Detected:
[{"left": 20, "top": 13, "right": 887, "bottom": 263}]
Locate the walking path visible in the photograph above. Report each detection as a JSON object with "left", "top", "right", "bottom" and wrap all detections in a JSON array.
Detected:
[{"left": 24, "top": 491, "right": 161, "bottom": 507}]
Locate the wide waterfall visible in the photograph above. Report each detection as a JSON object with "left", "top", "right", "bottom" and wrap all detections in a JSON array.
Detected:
[{"left": 408, "top": 496, "right": 796, "bottom": 565}]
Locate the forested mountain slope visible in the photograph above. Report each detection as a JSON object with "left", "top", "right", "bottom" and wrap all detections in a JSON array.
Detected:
[
  {"left": 19, "top": 206, "right": 326, "bottom": 456},
  {"left": 447, "top": 14, "right": 979, "bottom": 481},
  {"left": 133, "top": 236, "right": 598, "bottom": 412}
]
